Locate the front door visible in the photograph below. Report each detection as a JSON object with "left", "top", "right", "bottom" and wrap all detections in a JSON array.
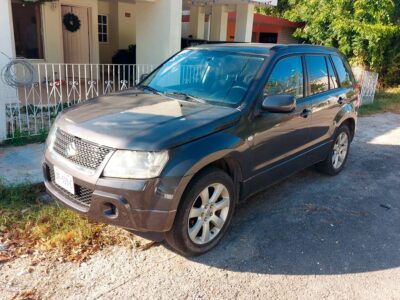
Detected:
[
  {"left": 248, "top": 55, "right": 312, "bottom": 192},
  {"left": 61, "top": 5, "right": 91, "bottom": 63}
]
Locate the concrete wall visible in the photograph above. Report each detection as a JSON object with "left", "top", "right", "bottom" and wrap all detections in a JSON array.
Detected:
[
  {"left": 98, "top": 0, "right": 136, "bottom": 64},
  {"left": 136, "top": 0, "right": 182, "bottom": 65},
  {"left": 0, "top": 0, "right": 17, "bottom": 140},
  {"left": 98, "top": 0, "right": 119, "bottom": 64},
  {"left": 228, "top": 19, "right": 298, "bottom": 43},
  {"left": 118, "top": 1, "right": 136, "bottom": 49},
  {"left": 278, "top": 27, "right": 298, "bottom": 44}
]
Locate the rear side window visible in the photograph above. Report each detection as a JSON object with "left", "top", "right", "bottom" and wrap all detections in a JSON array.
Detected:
[
  {"left": 305, "top": 55, "right": 329, "bottom": 95},
  {"left": 331, "top": 55, "right": 353, "bottom": 88},
  {"left": 327, "top": 58, "right": 339, "bottom": 89},
  {"left": 264, "top": 56, "right": 304, "bottom": 99}
]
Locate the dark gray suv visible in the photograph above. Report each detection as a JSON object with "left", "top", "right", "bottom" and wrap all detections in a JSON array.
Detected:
[{"left": 43, "top": 44, "right": 359, "bottom": 256}]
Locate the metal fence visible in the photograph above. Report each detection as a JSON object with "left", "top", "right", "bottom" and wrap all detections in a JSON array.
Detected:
[
  {"left": 359, "top": 71, "right": 379, "bottom": 105},
  {"left": 3, "top": 63, "right": 156, "bottom": 139}
]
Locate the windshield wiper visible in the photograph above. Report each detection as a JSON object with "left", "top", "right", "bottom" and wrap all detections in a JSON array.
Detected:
[
  {"left": 140, "top": 85, "right": 162, "bottom": 96},
  {"left": 164, "top": 91, "right": 206, "bottom": 104}
]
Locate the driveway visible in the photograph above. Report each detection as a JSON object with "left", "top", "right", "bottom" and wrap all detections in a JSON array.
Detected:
[{"left": 1, "top": 113, "right": 400, "bottom": 299}]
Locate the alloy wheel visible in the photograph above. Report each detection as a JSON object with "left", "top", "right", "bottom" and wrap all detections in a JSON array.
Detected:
[
  {"left": 187, "top": 183, "right": 230, "bottom": 245},
  {"left": 332, "top": 132, "right": 349, "bottom": 170}
]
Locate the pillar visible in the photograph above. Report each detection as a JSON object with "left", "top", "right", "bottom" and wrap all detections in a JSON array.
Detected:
[
  {"left": 189, "top": 5, "right": 205, "bottom": 39},
  {"left": 234, "top": 3, "right": 254, "bottom": 42},
  {"left": 210, "top": 5, "right": 228, "bottom": 41},
  {"left": 136, "top": 0, "right": 182, "bottom": 65},
  {"left": 0, "top": 0, "right": 16, "bottom": 141}
]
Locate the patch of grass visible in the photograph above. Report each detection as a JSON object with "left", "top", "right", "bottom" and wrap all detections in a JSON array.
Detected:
[
  {"left": 359, "top": 87, "right": 400, "bottom": 116},
  {"left": 0, "top": 181, "right": 136, "bottom": 263},
  {"left": 3, "top": 129, "right": 48, "bottom": 147}
]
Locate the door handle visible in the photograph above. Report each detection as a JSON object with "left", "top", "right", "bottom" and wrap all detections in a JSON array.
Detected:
[
  {"left": 300, "top": 109, "right": 311, "bottom": 118},
  {"left": 338, "top": 97, "right": 345, "bottom": 105}
]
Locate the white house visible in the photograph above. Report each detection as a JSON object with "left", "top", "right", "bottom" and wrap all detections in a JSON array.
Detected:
[{"left": 0, "top": 0, "right": 278, "bottom": 141}]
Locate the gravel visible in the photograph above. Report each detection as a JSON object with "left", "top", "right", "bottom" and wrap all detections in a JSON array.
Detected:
[{"left": 1, "top": 113, "right": 400, "bottom": 299}]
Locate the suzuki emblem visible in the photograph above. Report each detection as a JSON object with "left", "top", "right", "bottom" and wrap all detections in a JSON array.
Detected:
[{"left": 65, "top": 142, "right": 77, "bottom": 157}]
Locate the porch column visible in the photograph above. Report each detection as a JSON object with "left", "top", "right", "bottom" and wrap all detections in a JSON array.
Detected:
[
  {"left": 189, "top": 5, "right": 205, "bottom": 39},
  {"left": 210, "top": 5, "right": 228, "bottom": 41},
  {"left": 136, "top": 0, "right": 182, "bottom": 66},
  {"left": 0, "top": 0, "right": 16, "bottom": 141},
  {"left": 234, "top": 3, "right": 254, "bottom": 42}
]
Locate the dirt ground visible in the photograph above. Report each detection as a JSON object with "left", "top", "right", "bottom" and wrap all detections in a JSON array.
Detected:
[{"left": 1, "top": 113, "right": 400, "bottom": 300}]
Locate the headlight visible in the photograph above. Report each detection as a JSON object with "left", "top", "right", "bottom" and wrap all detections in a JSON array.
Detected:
[
  {"left": 46, "top": 123, "right": 58, "bottom": 149},
  {"left": 47, "top": 113, "right": 62, "bottom": 149},
  {"left": 103, "top": 150, "right": 169, "bottom": 179}
]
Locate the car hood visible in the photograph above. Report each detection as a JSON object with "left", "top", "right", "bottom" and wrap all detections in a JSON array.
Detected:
[{"left": 56, "top": 90, "right": 241, "bottom": 151}]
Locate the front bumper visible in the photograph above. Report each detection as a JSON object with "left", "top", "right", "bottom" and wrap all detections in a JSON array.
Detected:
[{"left": 43, "top": 151, "right": 181, "bottom": 234}]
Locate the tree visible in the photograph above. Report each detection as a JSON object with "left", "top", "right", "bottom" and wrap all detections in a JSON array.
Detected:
[
  {"left": 256, "top": 0, "right": 400, "bottom": 85},
  {"left": 255, "top": 0, "right": 291, "bottom": 17}
]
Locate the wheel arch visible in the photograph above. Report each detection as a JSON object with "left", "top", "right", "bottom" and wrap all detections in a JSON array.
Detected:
[
  {"left": 334, "top": 104, "right": 357, "bottom": 141},
  {"left": 161, "top": 130, "right": 247, "bottom": 217},
  {"left": 339, "top": 117, "right": 356, "bottom": 141}
]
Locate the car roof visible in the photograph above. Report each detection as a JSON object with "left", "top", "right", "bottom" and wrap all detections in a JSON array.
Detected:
[{"left": 189, "top": 43, "right": 342, "bottom": 57}]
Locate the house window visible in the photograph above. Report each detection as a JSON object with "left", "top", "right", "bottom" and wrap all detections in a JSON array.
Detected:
[
  {"left": 98, "top": 15, "right": 108, "bottom": 43},
  {"left": 11, "top": 1, "right": 44, "bottom": 59}
]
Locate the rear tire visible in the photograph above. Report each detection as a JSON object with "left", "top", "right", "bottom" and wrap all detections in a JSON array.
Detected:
[
  {"left": 164, "top": 167, "right": 235, "bottom": 256},
  {"left": 316, "top": 125, "right": 351, "bottom": 176}
]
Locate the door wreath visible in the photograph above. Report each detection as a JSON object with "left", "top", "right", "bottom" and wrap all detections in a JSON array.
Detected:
[{"left": 63, "top": 13, "right": 81, "bottom": 32}]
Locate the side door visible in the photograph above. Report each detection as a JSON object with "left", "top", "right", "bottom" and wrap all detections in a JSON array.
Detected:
[
  {"left": 304, "top": 54, "right": 354, "bottom": 162},
  {"left": 248, "top": 55, "right": 313, "bottom": 191}
]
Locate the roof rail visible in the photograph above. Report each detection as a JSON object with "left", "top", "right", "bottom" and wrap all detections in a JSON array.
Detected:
[{"left": 270, "top": 44, "right": 339, "bottom": 53}]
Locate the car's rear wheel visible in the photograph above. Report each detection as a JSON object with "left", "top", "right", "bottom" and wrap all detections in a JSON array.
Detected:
[
  {"left": 164, "top": 167, "right": 235, "bottom": 256},
  {"left": 316, "top": 125, "right": 351, "bottom": 176}
]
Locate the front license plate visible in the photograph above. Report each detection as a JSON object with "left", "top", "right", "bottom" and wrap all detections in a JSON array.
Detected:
[{"left": 54, "top": 166, "right": 75, "bottom": 195}]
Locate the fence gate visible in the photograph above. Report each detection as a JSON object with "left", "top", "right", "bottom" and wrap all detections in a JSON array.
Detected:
[{"left": 359, "top": 71, "right": 379, "bottom": 105}]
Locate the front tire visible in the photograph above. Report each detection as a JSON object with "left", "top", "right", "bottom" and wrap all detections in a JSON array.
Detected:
[
  {"left": 316, "top": 125, "right": 351, "bottom": 176},
  {"left": 165, "top": 167, "right": 235, "bottom": 256}
]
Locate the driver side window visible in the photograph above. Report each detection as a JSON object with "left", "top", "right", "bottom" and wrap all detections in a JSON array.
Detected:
[{"left": 264, "top": 56, "right": 304, "bottom": 99}]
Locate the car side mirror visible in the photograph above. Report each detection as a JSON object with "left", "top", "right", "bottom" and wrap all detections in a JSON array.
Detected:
[
  {"left": 140, "top": 73, "right": 149, "bottom": 82},
  {"left": 262, "top": 94, "right": 296, "bottom": 113}
]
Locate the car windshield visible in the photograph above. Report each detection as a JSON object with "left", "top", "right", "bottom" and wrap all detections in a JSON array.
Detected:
[{"left": 140, "top": 50, "right": 265, "bottom": 107}]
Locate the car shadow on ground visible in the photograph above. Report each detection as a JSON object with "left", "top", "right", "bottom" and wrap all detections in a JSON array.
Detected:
[{"left": 186, "top": 132, "right": 400, "bottom": 275}]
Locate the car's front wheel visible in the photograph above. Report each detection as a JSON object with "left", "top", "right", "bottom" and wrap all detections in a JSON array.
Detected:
[{"left": 165, "top": 167, "right": 235, "bottom": 256}]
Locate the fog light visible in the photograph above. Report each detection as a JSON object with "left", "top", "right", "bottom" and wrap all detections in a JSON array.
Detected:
[{"left": 103, "top": 203, "right": 118, "bottom": 219}]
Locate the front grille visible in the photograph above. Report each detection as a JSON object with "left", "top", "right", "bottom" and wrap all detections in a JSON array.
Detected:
[
  {"left": 49, "top": 166, "right": 93, "bottom": 207},
  {"left": 53, "top": 129, "right": 112, "bottom": 170}
]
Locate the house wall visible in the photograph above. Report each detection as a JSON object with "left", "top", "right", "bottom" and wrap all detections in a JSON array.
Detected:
[
  {"left": 136, "top": 0, "right": 182, "bottom": 65},
  {"left": 41, "top": 0, "right": 99, "bottom": 64},
  {"left": 98, "top": 0, "right": 118, "bottom": 63},
  {"left": 0, "top": 0, "right": 17, "bottom": 140},
  {"left": 98, "top": 0, "right": 136, "bottom": 64},
  {"left": 278, "top": 27, "right": 298, "bottom": 44},
  {"left": 226, "top": 15, "right": 299, "bottom": 43},
  {"left": 117, "top": 1, "right": 136, "bottom": 49}
]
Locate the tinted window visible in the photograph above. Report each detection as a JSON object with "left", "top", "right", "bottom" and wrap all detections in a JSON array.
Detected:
[
  {"left": 264, "top": 56, "right": 304, "bottom": 99},
  {"left": 327, "top": 58, "right": 339, "bottom": 89},
  {"left": 332, "top": 55, "right": 353, "bottom": 88},
  {"left": 306, "top": 55, "right": 329, "bottom": 95}
]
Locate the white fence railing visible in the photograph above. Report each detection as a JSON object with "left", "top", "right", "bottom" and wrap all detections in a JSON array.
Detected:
[{"left": 4, "top": 63, "right": 156, "bottom": 139}]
